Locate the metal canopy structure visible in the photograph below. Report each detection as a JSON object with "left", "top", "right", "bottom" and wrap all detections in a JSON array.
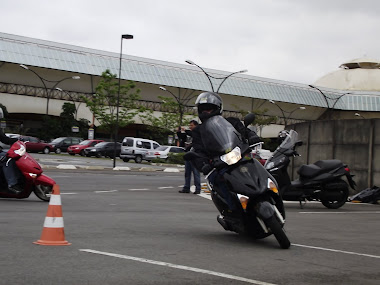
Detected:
[{"left": 1, "top": 32, "right": 380, "bottom": 112}]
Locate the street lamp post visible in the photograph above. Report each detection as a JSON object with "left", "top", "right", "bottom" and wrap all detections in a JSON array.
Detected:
[
  {"left": 185, "top": 60, "right": 247, "bottom": 93},
  {"left": 268, "top": 100, "right": 306, "bottom": 127},
  {"left": 55, "top": 87, "right": 81, "bottom": 120},
  {"left": 19, "top": 64, "right": 80, "bottom": 115},
  {"left": 158, "top": 86, "right": 197, "bottom": 128},
  {"left": 113, "top": 34, "right": 133, "bottom": 168},
  {"left": 308, "top": 85, "right": 330, "bottom": 109},
  {"left": 308, "top": 85, "right": 350, "bottom": 119},
  {"left": 355, "top": 113, "right": 365, "bottom": 119}
]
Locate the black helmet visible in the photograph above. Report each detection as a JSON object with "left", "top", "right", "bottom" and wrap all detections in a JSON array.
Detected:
[
  {"left": 195, "top": 92, "right": 223, "bottom": 122},
  {"left": 277, "top": 130, "right": 289, "bottom": 143}
]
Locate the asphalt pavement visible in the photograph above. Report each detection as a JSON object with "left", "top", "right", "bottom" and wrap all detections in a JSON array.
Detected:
[
  {"left": 31, "top": 152, "right": 185, "bottom": 172},
  {"left": 0, "top": 169, "right": 379, "bottom": 285}
]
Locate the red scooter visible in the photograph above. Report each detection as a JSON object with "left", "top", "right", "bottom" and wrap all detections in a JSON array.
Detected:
[{"left": 0, "top": 141, "right": 55, "bottom": 201}]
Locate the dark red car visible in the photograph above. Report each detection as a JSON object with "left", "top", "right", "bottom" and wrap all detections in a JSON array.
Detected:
[
  {"left": 67, "top": 139, "right": 104, "bottom": 156},
  {"left": 17, "top": 135, "right": 54, "bottom": 154}
]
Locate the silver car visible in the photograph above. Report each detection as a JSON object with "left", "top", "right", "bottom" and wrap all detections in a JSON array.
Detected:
[
  {"left": 145, "top": 146, "right": 186, "bottom": 161},
  {"left": 119, "top": 137, "right": 160, "bottom": 163}
]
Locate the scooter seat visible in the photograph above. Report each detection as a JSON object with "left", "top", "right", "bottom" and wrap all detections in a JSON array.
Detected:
[
  {"left": 314, "top": 159, "right": 344, "bottom": 170},
  {"left": 297, "top": 159, "right": 343, "bottom": 178}
]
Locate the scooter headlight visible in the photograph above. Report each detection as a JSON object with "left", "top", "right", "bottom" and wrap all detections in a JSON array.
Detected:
[
  {"left": 220, "top": 146, "right": 241, "bottom": 165},
  {"left": 14, "top": 144, "right": 26, "bottom": 156},
  {"left": 265, "top": 161, "right": 275, "bottom": 169},
  {"left": 267, "top": 178, "right": 279, "bottom": 193}
]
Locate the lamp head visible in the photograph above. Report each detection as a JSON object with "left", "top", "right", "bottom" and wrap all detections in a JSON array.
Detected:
[
  {"left": 185, "top": 60, "right": 195, "bottom": 65},
  {"left": 72, "top": 76, "right": 80, "bottom": 80},
  {"left": 122, "top": 34, "right": 134, "bottom": 39},
  {"left": 159, "top": 86, "right": 166, "bottom": 91},
  {"left": 20, "top": 64, "right": 29, "bottom": 70}
]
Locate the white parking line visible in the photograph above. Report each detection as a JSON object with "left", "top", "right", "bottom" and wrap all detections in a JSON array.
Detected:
[
  {"left": 198, "top": 193, "right": 212, "bottom": 200},
  {"left": 95, "top": 190, "right": 118, "bottom": 193},
  {"left": 60, "top": 193, "right": 78, "bottom": 195},
  {"left": 300, "top": 211, "right": 380, "bottom": 214},
  {"left": 128, "top": 188, "right": 150, "bottom": 191},
  {"left": 293, "top": 244, "right": 380, "bottom": 259},
  {"left": 158, "top": 186, "right": 174, "bottom": 189},
  {"left": 80, "top": 249, "right": 276, "bottom": 285}
]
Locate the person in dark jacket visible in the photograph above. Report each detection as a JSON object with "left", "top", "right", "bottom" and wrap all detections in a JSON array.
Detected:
[
  {"left": 178, "top": 120, "right": 201, "bottom": 194},
  {"left": 185, "top": 92, "right": 261, "bottom": 208},
  {"left": 188, "top": 91, "right": 261, "bottom": 174},
  {"left": 0, "top": 108, "right": 22, "bottom": 194}
]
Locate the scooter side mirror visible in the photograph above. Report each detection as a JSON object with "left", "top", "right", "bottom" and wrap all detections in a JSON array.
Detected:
[{"left": 243, "top": 113, "right": 256, "bottom": 127}]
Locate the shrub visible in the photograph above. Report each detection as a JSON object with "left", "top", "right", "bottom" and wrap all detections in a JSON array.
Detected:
[{"left": 167, "top": 152, "right": 185, "bottom": 164}]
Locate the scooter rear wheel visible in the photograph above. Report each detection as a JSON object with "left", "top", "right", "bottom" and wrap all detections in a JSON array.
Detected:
[
  {"left": 33, "top": 185, "right": 53, "bottom": 201},
  {"left": 265, "top": 216, "right": 291, "bottom": 249},
  {"left": 321, "top": 179, "right": 349, "bottom": 209}
]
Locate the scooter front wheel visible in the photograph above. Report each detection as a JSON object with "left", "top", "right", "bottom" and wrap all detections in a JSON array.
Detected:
[
  {"left": 33, "top": 185, "right": 53, "bottom": 201},
  {"left": 265, "top": 216, "right": 291, "bottom": 249}
]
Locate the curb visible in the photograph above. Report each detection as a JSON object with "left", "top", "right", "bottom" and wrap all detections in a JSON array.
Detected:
[{"left": 43, "top": 164, "right": 184, "bottom": 172}]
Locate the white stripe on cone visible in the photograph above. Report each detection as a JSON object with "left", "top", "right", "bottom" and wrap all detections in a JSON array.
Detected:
[
  {"left": 49, "top": 194, "right": 62, "bottom": 205},
  {"left": 43, "top": 217, "right": 64, "bottom": 228}
]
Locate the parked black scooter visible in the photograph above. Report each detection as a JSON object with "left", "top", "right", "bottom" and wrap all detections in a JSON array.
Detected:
[
  {"left": 264, "top": 130, "right": 356, "bottom": 209},
  {"left": 187, "top": 114, "right": 291, "bottom": 249}
]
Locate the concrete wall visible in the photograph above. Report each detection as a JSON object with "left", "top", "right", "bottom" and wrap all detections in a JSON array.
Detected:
[{"left": 289, "top": 119, "right": 380, "bottom": 193}]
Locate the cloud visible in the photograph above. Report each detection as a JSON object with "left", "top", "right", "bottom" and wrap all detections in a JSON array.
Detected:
[{"left": 1, "top": 0, "right": 380, "bottom": 84}]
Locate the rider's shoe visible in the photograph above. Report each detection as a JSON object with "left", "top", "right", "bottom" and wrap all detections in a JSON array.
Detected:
[{"left": 8, "top": 184, "right": 23, "bottom": 194}]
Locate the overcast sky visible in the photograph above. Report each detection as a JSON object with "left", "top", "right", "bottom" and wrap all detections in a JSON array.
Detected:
[{"left": 1, "top": 0, "right": 379, "bottom": 84}]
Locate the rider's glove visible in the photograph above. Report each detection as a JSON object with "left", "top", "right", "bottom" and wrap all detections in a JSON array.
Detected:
[
  {"left": 248, "top": 134, "right": 261, "bottom": 145},
  {"left": 201, "top": 164, "right": 213, "bottom": 175}
]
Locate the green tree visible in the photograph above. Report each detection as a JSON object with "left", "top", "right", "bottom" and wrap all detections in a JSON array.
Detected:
[
  {"left": 139, "top": 96, "right": 194, "bottom": 142},
  {"left": 232, "top": 104, "right": 277, "bottom": 136},
  {"left": 83, "top": 69, "right": 141, "bottom": 138},
  {"left": 60, "top": 102, "right": 76, "bottom": 136},
  {"left": 37, "top": 103, "right": 90, "bottom": 141},
  {"left": 38, "top": 116, "right": 62, "bottom": 141}
]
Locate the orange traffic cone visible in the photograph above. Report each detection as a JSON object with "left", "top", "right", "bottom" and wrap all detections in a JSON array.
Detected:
[{"left": 34, "top": 184, "right": 71, "bottom": 246}]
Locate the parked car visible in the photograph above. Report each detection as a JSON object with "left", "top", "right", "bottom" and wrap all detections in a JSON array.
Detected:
[
  {"left": 83, "top": 142, "right": 121, "bottom": 158},
  {"left": 50, "top": 137, "right": 83, "bottom": 154},
  {"left": 146, "top": 146, "right": 186, "bottom": 161},
  {"left": 67, "top": 139, "right": 104, "bottom": 156},
  {"left": 17, "top": 135, "right": 54, "bottom": 154},
  {"left": 251, "top": 147, "right": 273, "bottom": 166},
  {"left": 119, "top": 137, "right": 160, "bottom": 163}
]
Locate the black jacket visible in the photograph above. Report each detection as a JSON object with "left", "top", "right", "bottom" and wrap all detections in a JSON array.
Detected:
[
  {"left": 186, "top": 116, "right": 260, "bottom": 173},
  {"left": 0, "top": 129, "right": 17, "bottom": 146}
]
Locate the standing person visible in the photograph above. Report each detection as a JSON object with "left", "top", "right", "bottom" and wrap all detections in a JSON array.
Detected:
[{"left": 178, "top": 120, "right": 201, "bottom": 194}]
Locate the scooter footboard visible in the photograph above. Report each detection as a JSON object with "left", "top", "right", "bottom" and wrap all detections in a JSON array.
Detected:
[{"left": 35, "top": 174, "right": 56, "bottom": 186}]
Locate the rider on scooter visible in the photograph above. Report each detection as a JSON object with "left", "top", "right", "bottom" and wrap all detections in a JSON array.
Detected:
[
  {"left": 187, "top": 92, "right": 261, "bottom": 208},
  {"left": 0, "top": 108, "right": 23, "bottom": 194}
]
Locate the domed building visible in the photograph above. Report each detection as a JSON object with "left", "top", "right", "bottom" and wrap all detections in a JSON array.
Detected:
[{"left": 314, "top": 57, "right": 380, "bottom": 91}]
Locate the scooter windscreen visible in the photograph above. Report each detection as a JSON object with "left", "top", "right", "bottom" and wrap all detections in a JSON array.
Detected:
[
  {"left": 200, "top": 115, "right": 242, "bottom": 155},
  {"left": 265, "top": 130, "right": 298, "bottom": 168}
]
